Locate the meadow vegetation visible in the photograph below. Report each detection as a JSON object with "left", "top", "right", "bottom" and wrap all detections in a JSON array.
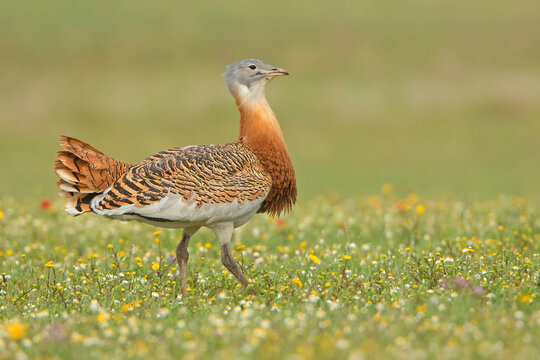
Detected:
[
  {"left": 0, "top": 192, "right": 539, "bottom": 359},
  {"left": 1, "top": 1, "right": 539, "bottom": 359}
]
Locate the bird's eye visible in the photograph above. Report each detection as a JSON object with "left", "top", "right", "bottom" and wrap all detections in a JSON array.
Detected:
[{"left": 248, "top": 65, "right": 257, "bottom": 70}]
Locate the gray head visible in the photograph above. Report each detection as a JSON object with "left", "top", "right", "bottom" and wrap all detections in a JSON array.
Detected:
[{"left": 224, "top": 59, "right": 288, "bottom": 100}]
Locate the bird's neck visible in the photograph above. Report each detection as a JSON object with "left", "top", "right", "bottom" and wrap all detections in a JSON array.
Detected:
[
  {"left": 237, "top": 96, "right": 285, "bottom": 149},
  {"left": 235, "top": 93, "right": 297, "bottom": 216}
]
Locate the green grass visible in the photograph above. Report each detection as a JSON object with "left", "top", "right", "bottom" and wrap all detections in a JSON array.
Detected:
[
  {"left": 0, "top": 195, "right": 539, "bottom": 359},
  {"left": 1, "top": 1, "right": 540, "bottom": 358}
]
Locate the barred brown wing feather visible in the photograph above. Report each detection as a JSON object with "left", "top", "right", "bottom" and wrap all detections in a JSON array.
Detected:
[{"left": 93, "top": 143, "right": 272, "bottom": 216}]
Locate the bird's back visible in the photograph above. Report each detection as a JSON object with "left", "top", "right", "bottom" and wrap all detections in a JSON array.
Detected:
[{"left": 89, "top": 142, "right": 272, "bottom": 227}]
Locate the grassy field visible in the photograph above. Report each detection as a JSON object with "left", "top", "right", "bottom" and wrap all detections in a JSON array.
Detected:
[
  {"left": 1, "top": 1, "right": 540, "bottom": 359},
  {"left": 0, "top": 195, "right": 539, "bottom": 359}
]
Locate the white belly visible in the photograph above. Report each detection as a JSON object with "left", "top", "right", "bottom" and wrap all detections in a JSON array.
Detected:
[{"left": 90, "top": 192, "right": 267, "bottom": 228}]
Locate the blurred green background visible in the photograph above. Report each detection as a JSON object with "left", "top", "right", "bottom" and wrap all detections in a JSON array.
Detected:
[{"left": 1, "top": 0, "right": 539, "bottom": 201}]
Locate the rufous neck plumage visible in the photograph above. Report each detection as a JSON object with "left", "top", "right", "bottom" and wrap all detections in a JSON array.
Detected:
[{"left": 234, "top": 90, "right": 297, "bottom": 216}]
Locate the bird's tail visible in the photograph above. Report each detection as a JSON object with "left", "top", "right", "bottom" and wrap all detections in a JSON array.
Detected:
[{"left": 54, "top": 135, "right": 132, "bottom": 215}]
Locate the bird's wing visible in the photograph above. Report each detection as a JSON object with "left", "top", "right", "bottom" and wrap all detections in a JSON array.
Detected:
[{"left": 90, "top": 143, "right": 272, "bottom": 221}]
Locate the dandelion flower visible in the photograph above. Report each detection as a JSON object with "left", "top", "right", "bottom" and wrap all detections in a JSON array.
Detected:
[
  {"left": 343, "top": 254, "right": 351, "bottom": 260},
  {"left": 308, "top": 254, "right": 321, "bottom": 264},
  {"left": 45, "top": 260, "right": 54, "bottom": 268},
  {"left": 292, "top": 278, "right": 303, "bottom": 288}
]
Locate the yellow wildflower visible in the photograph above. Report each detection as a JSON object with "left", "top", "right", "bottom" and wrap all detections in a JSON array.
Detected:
[
  {"left": 153, "top": 231, "right": 161, "bottom": 236},
  {"left": 7, "top": 323, "right": 27, "bottom": 340},
  {"left": 154, "top": 238, "right": 160, "bottom": 244},
  {"left": 97, "top": 313, "right": 110, "bottom": 323},
  {"left": 299, "top": 241, "right": 307, "bottom": 249},
  {"left": 519, "top": 295, "right": 532, "bottom": 303},
  {"left": 415, "top": 204, "right": 426, "bottom": 214},
  {"left": 204, "top": 243, "right": 212, "bottom": 249},
  {"left": 381, "top": 183, "right": 394, "bottom": 195},
  {"left": 368, "top": 196, "right": 382, "bottom": 209},
  {"left": 45, "top": 260, "right": 54, "bottom": 268},
  {"left": 292, "top": 278, "right": 303, "bottom": 288},
  {"left": 151, "top": 262, "right": 160, "bottom": 271},
  {"left": 343, "top": 254, "right": 351, "bottom": 260},
  {"left": 72, "top": 332, "right": 85, "bottom": 343},
  {"left": 406, "top": 193, "right": 419, "bottom": 205},
  {"left": 236, "top": 244, "right": 245, "bottom": 250},
  {"left": 0, "top": 211, "right": 3, "bottom": 219},
  {"left": 308, "top": 254, "right": 321, "bottom": 264}
]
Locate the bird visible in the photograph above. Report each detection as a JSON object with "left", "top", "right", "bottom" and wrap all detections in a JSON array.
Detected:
[{"left": 54, "top": 59, "right": 297, "bottom": 296}]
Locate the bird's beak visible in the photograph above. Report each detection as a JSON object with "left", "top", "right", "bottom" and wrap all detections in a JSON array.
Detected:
[{"left": 266, "top": 67, "right": 289, "bottom": 77}]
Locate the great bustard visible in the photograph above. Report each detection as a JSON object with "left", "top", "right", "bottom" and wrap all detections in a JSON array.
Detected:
[{"left": 54, "top": 59, "right": 296, "bottom": 296}]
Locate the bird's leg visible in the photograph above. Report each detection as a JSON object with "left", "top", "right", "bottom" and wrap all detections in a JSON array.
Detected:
[
  {"left": 211, "top": 222, "right": 258, "bottom": 295},
  {"left": 176, "top": 227, "right": 199, "bottom": 297}
]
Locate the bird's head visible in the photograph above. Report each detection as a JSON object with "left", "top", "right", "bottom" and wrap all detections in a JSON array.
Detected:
[{"left": 224, "top": 59, "right": 288, "bottom": 104}]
